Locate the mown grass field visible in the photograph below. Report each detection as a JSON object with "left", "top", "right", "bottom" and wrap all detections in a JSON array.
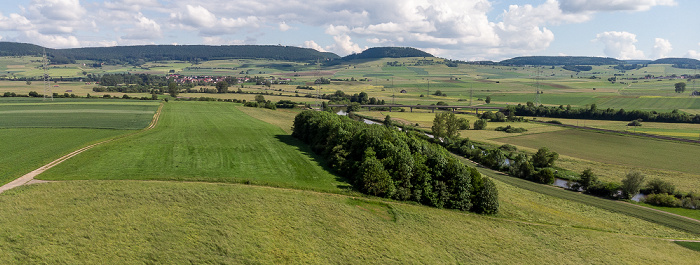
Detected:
[
  {"left": 0, "top": 128, "right": 130, "bottom": 186},
  {"left": 0, "top": 99, "right": 159, "bottom": 129},
  {"left": 496, "top": 128, "right": 700, "bottom": 175},
  {"left": 38, "top": 101, "right": 349, "bottom": 192},
  {"left": 539, "top": 117, "right": 700, "bottom": 139},
  {"left": 0, "top": 98, "right": 159, "bottom": 186},
  {"left": 1, "top": 180, "right": 698, "bottom": 264}
]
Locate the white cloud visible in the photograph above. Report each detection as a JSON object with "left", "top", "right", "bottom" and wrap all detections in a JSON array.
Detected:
[
  {"left": 559, "top": 0, "right": 676, "bottom": 13},
  {"left": 171, "top": 5, "right": 259, "bottom": 36},
  {"left": 595, "top": 31, "right": 645, "bottom": 59},
  {"left": 325, "top": 34, "right": 364, "bottom": 56},
  {"left": 23, "top": 30, "right": 80, "bottom": 48},
  {"left": 303, "top": 40, "right": 327, "bottom": 52},
  {"left": 0, "top": 13, "right": 33, "bottom": 31},
  {"left": 201, "top": 36, "right": 245, "bottom": 45},
  {"left": 30, "top": 0, "right": 87, "bottom": 21},
  {"left": 652, "top": 38, "right": 672, "bottom": 59},
  {"left": 279, "top": 22, "right": 291, "bottom": 32},
  {"left": 122, "top": 13, "right": 162, "bottom": 40},
  {"left": 686, "top": 50, "right": 700, "bottom": 60},
  {"left": 104, "top": 0, "right": 161, "bottom": 12}
]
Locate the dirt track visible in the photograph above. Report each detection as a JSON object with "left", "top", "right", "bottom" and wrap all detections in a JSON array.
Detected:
[{"left": 0, "top": 102, "right": 163, "bottom": 194}]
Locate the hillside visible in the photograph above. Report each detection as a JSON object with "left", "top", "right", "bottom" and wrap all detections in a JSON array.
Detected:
[
  {"left": 341, "top": 47, "right": 434, "bottom": 60},
  {"left": 499, "top": 56, "right": 622, "bottom": 66},
  {"left": 650, "top": 58, "right": 700, "bottom": 69},
  {"left": 0, "top": 42, "right": 340, "bottom": 64}
]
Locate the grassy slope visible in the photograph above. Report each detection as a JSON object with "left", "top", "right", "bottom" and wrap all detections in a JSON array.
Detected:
[
  {"left": 38, "top": 101, "right": 349, "bottom": 192},
  {"left": 1, "top": 181, "right": 698, "bottom": 264}
]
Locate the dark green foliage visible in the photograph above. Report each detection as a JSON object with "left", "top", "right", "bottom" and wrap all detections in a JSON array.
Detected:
[
  {"left": 341, "top": 47, "right": 433, "bottom": 60},
  {"left": 532, "top": 147, "right": 558, "bottom": 168},
  {"left": 674, "top": 82, "right": 686, "bottom": 93},
  {"left": 472, "top": 177, "right": 499, "bottom": 214},
  {"left": 499, "top": 56, "right": 622, "bottom": 66},
  {"left": 292, "top": 110, "right": 497, "bottom": 213},
  {"left": 627, "top": 119, "right": 643, "bottom": 126},
  {"left": 586, "top": 181, "right": 621, "bottom": 198},
  {"left": 562, "top": 65, "right": 593, "bottom": 72},
  {"left": 645, "top": 193, "right": 680, "bottom": 207},
  {"left": 579, "top": 168, "right": 598, "bottom": 191},
  {"left": 621, "top": 171, "right": 645, "bottom": 199},
  {"left": 473, "top": 119, "right": 487, "bottom": 130},
  {"left": 431, "top": 112, "right": 460, "bottom": 139},
  {"left": 498, "top": 144, "right": 517, "bottom": 152},
  {"left": 533, "top": 168, "right": 555, "bottom": 184},
  {"left": 507, "top": 103, "right": 700, "bottom": 124},
  {"left": 0, "top": 42, "right": 340, "bottom": 64},
  {"left": 650, "top": 58, "right": 700, "bottom": 69},
  {"left": 645, "top": 178, "right": 676, "bottom": 195},
  {"left": 495, "top": 125, "right": 527, "bottom": 133},
  {"left": 216, "top": 80, "right": 229, "bottom": 93},
  {"left": 509, "top": 154, "right": 535, "bottom": 180},
  {"left": 485, "top": 96, "right": 491, "bottom": 104}
]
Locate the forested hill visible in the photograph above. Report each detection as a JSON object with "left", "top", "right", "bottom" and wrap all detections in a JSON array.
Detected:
[
  {"left": 0, "top": 42, "right": 340, "bottom": 64},
  {"left": 650, "top": 58, "right": 700, "bottom": 69},
  {"left": 341, "top": 47, "right": 433, "bottom": 60},
  {"left": 499, "top": 56, "right": 622, "bottom": 66}
]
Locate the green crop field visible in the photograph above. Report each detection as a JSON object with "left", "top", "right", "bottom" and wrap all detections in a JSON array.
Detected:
[
  {"left": 495, "top": 129, "right": 700, "bottom": 189},
  {"left": 0, "top": 99, "right": 159, "bottom": 129},
  {"left": 1, "top": 180, "right": 698, "bottom": 264},
  {"left": 38, "top": 101, "right": 350, "bottom": 192}
]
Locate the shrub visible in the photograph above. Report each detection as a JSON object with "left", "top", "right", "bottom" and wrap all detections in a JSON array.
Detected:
[
  {"left": 545, "top": 120, "right": 562, "bottom": 124},
  {"left": 473, "top": 119, "right": 487, "bottom": 130},
  {"left": 498, "top": 144, "right": 517, "bottom": 152},
  {"left": 495, "top": 125, "right": 527, "bottom": 133},
  {"left": 645, "top": 178, "right": 676, "bottom": 195},
  {"left": 586, "top": 181, "right": 621, "bottom": 198},
  {"left": 472, "top": 177, "right": 499, "bottom": 214},
  {"left": 627, "top": 119, "right": 643, "bottom": 126},
  {"left": 533, "top": 168, "right": 555, "bottom": 184},
  {"left": 621, "top": 171, "right": 645, "bottom": 199},
  {"left": 645, "top": 193, "right": 679, "bottom": 207}
]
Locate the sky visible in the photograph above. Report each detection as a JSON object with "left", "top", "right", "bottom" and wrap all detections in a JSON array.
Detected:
[{"left": 1, "top": 0, "right": 699, "bottom": 61}]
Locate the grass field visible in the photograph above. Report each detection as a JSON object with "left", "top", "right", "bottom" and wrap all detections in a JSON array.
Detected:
[
  {"left": 539, "top": 117, "right": 700, "bottom": 139},
  {"left": 1, "top": 180, "right": 698, "bottom": 264},
  {"left": 38, "top": 101, "right": 349, "bottom": 192},
  {"left": 0, "top": 99, "right": 159, "bottom": 129},
  {"left": 495, "top": 128, "right": 700, "bottom": 175},
  {"left": 0, "top": 128, "right": 130, "bottom": 186}
]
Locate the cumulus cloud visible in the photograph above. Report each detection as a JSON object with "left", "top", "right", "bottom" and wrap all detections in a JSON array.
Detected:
[
  {"left": 171, "top": 5, "right": 259, "bottom": 35},
  {"left": 24, "top": 30, "right": 81, "bottom": 48},
  {"left": 652, "top": 38, "right": 672, "bottom": 59},
  {"left": 595, "top": 31, "right": 645, "bottom": 59},
  {"left": 29, "top": 0, "right": 87, "bottom": 21},
  {"left": 0, "top": 13, "right": 33, "bottom": 31},
  {"left": 121, "top": 13, "right": 162, "bottom": 40},
  {"left": 559, "top": 0, "right": 676, "bottom": 13},
  {"left": 279, "top": 22, "right": 291, "bottom": 32},
  {"left": 326, "top": 34, "right": 364, "bottom": 56},
  {"left": 303, "top": 40, "right": 327, "bottom": 52}
]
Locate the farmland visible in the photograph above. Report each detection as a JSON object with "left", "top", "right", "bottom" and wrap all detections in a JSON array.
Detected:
[
  {"left": 37, "top": 101, "right": 349, "bottom": 192},
  {"left": 3, "top": 52, "right": 700, "bottom": 263}
]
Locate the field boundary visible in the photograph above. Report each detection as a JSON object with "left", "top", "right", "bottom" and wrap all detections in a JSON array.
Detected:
[{"left": 0, "top": 102, "right": 164, "bottom": 194}]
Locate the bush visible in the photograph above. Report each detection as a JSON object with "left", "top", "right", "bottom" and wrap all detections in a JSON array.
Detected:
[
  {"left": 472, "top": 177, "right": 499, "bottom": 214},
  {"left": 645, "top": 193, "right": 680, "bottom": 207},
  {"left": 586, "top": 181, "right": 621, "bottom": 198},
  {"left": 498, "top": 144, "right": 517, "bottom": 152},
  {"left": 495, "top": 125, "right": 527, "bottom": 133},
  {"left": 533, "top": 168, "right": 555, "bottom": 184},
  {"left": 627, "top": 119, "right": 643, "bottom": 126},
  {"left": 645, "top": 178, "right": 676, "bottom": 195},
  {"left": 545, "top": 120, "right": 562, "bottom": 124},
  {"left": 473, "top": 119, "right": 487, "bottom": 130}
]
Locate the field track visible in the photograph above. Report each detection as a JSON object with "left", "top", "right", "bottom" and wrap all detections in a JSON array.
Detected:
[{"left": 0, "top": 102, "right": 164, "bottom": 194}]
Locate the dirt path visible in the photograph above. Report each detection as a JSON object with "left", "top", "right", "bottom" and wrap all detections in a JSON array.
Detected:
[{"left": 0, "top": 102, "right": 163, "bottom": 194}]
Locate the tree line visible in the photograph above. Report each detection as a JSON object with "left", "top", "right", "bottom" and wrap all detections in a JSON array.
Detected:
[
  {"left": 292, "top": 110, "right": 499, "bottom": 214},
  {"left": 505, "top": 103, "right": 700, "bottom": 124}
]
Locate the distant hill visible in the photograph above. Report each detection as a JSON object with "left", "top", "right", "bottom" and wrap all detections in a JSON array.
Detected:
[
  {"left": 650, "top": 58, "right": 700, "bottom": 69},
  {"left": 341, "top": 47, "right": 433, "bottom": 60},
  {"left": 0, "top": 42, "right": 340, "bottom": 64},
  {"left": 499, "top": 56, "right": 622, "bottom": 66}
]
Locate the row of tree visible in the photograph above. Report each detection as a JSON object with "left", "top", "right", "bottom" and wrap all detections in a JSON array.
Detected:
[
  {"left": 292, "top": 110, "right": 499, "bottom": 214},
  {"left": 505, "top": 103, "right": 700, "bottom": 123}
]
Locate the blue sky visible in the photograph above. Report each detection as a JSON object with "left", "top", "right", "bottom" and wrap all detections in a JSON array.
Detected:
[{"left": 1, "top": 0, "right": 698, "bottom": 61}]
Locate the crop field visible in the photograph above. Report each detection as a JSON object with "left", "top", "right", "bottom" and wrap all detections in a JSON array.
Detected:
[
  {"left": 1, "top": 180, "right": 698, "bottom": 264},
  {"left": 38, "top": 101, "right": 349, "bottom": 192},
  {"left": 538, "top": 117, "right": 700, "bottom": 139},
  {"left": 0, "top": 99, "right": 159, "bottom": 129},
  {"left": 495, "top": 129, "right": 700, "bottom": 188}
]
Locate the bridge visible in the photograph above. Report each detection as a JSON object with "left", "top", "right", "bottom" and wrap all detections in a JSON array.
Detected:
[{"left": 326, "top": 104, "right": 505, "bottom": 114}]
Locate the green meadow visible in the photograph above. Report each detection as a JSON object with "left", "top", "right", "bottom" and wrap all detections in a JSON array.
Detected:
[{"left": 38, "top": 101, "right": 349, "bottom": 192}]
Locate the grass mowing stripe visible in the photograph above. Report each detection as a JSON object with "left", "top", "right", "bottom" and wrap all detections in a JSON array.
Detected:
[
  {"left": 456, "top": 156, "right": 700, "bottom": 235},
  {"left": 38, "top": 101, "right": 348, "bottom": 193}
]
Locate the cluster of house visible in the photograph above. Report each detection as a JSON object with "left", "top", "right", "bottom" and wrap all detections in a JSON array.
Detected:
[{"left": 166, "top": 74, "right": 291, "bottom": 85}]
